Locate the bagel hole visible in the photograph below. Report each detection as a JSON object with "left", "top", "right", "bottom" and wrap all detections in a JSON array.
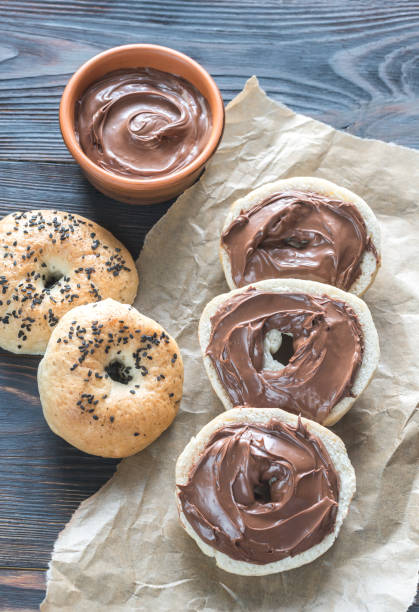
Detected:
[
  {"left": 272, "top": 333, "right": 294, "bottom": 366},
  {"left": 284, "top": 237, "right": 309, "bottom": 249},
  {"left": 253, "top": 481, "right": 272, "bottom": 503},
  {"left": 43, "top": 271, "right": 63, "bottom": 290},
  {"left": 105, "top": 360, "right": 133, "bottom": 385},
  {"left": 263, "top": 330, "right": 295, "bottom": 370}
]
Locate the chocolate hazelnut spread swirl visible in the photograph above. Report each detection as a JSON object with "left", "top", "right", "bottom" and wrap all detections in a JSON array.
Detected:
[
  {"left": 221, "top": 190, "right": 378, "bottom": 290},
  {"left": 75, "top": 68, "right": 212, "bottom": 178},
  {"left": 178, "top": 419, "right": 339, "bottom": 564},
  {"left": 206, "top": 288, "right": 364, "bottom": 423}
]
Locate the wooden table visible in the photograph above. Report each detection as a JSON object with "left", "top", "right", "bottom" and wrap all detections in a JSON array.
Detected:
[{"left": 0, "top": 1, "right": 418, "bottom": 609}]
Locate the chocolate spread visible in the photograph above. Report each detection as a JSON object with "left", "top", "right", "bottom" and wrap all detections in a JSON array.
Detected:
[
  {"left": 75, "top": 68, "right": 212, "bottom": 178},
  {"left": 206, "top": 288, "right": 364, "bottom": 423},
  {"left": 178, "top": 419, "right": 339, "bottom": 564},
  {"left": 221, "top": 190, "right": 378, "bottom": 290}
]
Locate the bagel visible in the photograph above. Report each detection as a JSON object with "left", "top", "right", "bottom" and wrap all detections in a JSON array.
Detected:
[
  {"left": 220, "top": 177, "right": 381, "bottom": 296},
  {"left": 0, "top": 209, "right": 139, "bottom": 354},
  {"left": 176, "top": 407, "right": 356, "bottom": 576},
  {"left": 38, "top": 298, "right": 183, "bottom": 457},
  {"left": 199, "top": 278, "right": 379, "bottom": 426}
]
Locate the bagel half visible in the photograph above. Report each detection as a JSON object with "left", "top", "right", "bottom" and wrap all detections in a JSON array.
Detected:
[
  {"left": 220, "top": 176, "right": 381, "bottom": 296},
  {"left": 176, "top": 407, "right": 356, "bottom": 576},
  {"left": 199, "top": 278, "right": 379, "bottom": 426}
]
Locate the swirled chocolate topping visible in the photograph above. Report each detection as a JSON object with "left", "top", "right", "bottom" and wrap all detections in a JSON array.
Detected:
[
  {"left": 221, "top": 190, "right": 378, "bottom": 290},
  {"left": 178, "top": 419, "right": 339, "bottom": 564},
  {"left": 75, "top": 68, "right": 212, "bottom": 178},
  {"left": 206, "top": 288, "right": 364, "bottom": 423}
]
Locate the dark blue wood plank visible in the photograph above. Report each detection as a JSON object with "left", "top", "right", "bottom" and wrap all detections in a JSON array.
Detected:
[
  {"left": 0, "top": 571, "right": 45, "bottom": 610},
  {"left": 0, "top": 350, "right": 119, "bottom": 561}
]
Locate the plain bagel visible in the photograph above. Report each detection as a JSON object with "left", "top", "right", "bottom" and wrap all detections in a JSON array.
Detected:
[
  {"left": 0, "top": 209, "right": 139, "bottom": 354},
  {"left": 38, "top": 298, "right": 183, "bottom": 457},
  {"left": 199, "top": 278, "right": 379, "bottom": 426},
  {"left": 176, "top": 407, "right": 356, "bottom": 576},
  {"left": 220, "top": 176, "right": 381, "bottom": 296}
]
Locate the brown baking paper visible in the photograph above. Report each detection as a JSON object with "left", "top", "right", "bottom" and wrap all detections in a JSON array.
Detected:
[{"left": 42, "top": 77, "right": 418, "bottom": 612}]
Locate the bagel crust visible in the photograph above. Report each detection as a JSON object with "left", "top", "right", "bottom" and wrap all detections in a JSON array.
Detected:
[
  {"left": 176, "top": 407, "right": 356, "bottom": 576},
  {"left": 38, "top": 298, "right": 183, "bottom": 458},
  {"left": 220, "top": 177, "right": 381, "bottom": 297},
  {"left": 0, "top": 210, "right": 139, "bottom": 354},
  {"left": 199, "top": 279, "right": 379, "bottom": 426}
]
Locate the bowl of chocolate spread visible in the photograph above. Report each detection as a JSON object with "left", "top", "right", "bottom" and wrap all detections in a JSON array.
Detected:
[{"left": 60, "top": 45, "right": 225, "bottom": 204}]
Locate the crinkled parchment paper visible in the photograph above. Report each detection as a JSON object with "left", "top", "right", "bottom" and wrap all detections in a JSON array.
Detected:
[{"left": 42, "top": 78, "right": 418, "bottom": 612}]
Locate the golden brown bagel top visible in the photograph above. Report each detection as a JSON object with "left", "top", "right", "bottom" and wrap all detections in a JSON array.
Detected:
[{"left": 0, "top": 210, "right": 139, "bottom": 354}]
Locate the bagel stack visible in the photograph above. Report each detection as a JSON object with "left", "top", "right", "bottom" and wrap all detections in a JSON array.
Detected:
[
  {"left": 0, "top": 209, "right": 186, "bottom": 459},
  {"left": 176, "top": 178, "right": 381, "bottom": 574}
]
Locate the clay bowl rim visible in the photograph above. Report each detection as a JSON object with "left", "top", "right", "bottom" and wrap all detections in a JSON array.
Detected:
[{"left": 59, "top": 43, "right": 225, "bottom": 188}]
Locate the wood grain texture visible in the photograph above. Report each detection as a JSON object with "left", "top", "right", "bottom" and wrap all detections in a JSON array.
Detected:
[
  {"left": 0, "top": 570, "right": 45, "bottom": 611},
  {"left": 2, "top": 1, "right": 419, "bottom": 161},
  {"left": 0, "top": 1, "right": 418, "bottom": 610}
]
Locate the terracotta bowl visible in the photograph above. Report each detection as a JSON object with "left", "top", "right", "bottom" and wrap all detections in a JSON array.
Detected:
[{"left": 59, "top": 44, "right": 225, "bottom": 205}]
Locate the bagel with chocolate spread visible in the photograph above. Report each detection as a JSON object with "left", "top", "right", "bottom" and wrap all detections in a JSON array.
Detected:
[
  {"left": 38, "top": 298, "right": 183, "bottom": 457},
  {"left": 176, "top": 407, "right": 356, "bottom": 576},
  {"left": 0, "top": 210, "right": 139, "bottom": 354},
  {"left": 199, "top": 278, "right": 379, "bottom": 426},
  {"left": 220, "top": 177, "right": 381, "bottom": 296}
]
